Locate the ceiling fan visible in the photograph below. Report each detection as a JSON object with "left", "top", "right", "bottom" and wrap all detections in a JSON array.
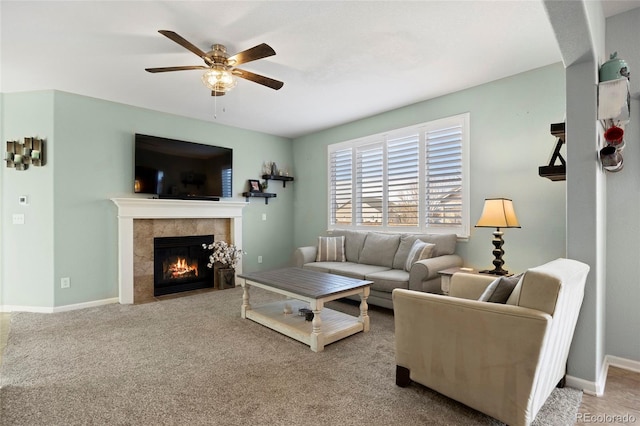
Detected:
[{"left": 145, "top": 30, "right": 284, "bottom": 96}]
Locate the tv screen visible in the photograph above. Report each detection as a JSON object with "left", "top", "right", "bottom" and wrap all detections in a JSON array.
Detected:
[{"left": 134, "top": 134, "right": 232, "bottom": 200}]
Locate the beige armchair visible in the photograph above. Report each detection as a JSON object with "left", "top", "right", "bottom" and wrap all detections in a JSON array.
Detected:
[{"left": 392, "top": 258, "right": 590, "bottom": 426}]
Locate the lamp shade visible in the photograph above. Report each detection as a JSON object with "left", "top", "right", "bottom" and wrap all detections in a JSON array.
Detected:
[{"left": 475, "top": 198, "right": 521, "bottom": 228}]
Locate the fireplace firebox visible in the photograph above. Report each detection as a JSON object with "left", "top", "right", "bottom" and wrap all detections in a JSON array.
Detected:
[{"left": 153, "top": 235, "right": 214, "bottom": 296}]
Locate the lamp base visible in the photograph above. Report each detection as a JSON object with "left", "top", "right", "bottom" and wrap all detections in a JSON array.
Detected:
[
  {"left": 482, "top": 228, "right": 509, "bottom": 276},
  {"left": 479, "top": 268, "right": 509, "bottom": 276}
]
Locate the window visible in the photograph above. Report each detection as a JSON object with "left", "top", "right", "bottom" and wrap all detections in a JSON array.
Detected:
[
  {"left": 328, "top": 113, "right": 469, "bottom": 237},
  {"left": 221, "top": 167, "right": 232, "bottom": 198}
]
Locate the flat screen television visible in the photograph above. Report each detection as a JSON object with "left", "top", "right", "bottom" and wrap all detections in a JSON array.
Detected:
[{"left": 134, "top": 133, "right": 232, "bottom": 200}]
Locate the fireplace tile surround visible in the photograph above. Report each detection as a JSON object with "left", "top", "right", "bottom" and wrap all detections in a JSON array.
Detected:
[
  {"left": 135, "top": 219, "right": 227, "bottom": 303},
  {"left": 112, "top": 198, "right": 247, "bottom": 304}
]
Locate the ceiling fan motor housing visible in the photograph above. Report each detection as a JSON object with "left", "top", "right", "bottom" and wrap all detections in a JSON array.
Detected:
[{"left": 209, "top": 44, "right": 230, "bottom": 66}]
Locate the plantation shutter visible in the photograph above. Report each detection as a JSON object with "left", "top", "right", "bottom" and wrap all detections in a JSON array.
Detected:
[
  {"left": 327, "top": 113, "right": 468, "bottom": 236},
  {"left": 387, "top": 134, "right": 419, "bottom": 227},
  {"left": 356, "top": 143, "right": 383, "bottom": 226},
  {"left": 221, "top": 167, "right": 232, "bottom": 198},
  {"left": 330, "top": 147, "right": 353, "bottom": 225},
  {"left": 425, "top": 124, "right": 463, "bottom": 227}
]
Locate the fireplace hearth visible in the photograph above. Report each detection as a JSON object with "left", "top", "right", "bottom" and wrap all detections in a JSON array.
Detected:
[{"left": 154, "top": 235, "right": 214, "bottom": 296}]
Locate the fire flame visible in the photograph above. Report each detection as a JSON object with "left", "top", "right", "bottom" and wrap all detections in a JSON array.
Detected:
[{"left": 167, "top": 257, "right": 198, "bottom": 279}]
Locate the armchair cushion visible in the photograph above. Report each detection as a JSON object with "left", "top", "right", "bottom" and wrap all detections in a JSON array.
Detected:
[{"left": 478, "top": 273, "right": 523, "bottom": 303}]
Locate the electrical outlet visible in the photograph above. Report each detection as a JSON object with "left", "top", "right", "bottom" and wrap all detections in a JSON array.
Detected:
[
  {"left": 12, "top": 214, "right": 25, "bottom": 225},
  {"left": 61, "top": 277, "right": 70, "bottom": 288},
  {"left": 258, "top": 256, "right": 263, "bottom": 264}
]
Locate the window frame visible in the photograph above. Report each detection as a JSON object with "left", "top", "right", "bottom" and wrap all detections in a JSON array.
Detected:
[{"left": 327, "top": 113, "right": 470, "bottom": 238}]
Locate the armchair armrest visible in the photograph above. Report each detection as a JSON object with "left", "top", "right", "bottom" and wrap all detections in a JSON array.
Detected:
[
  {"left": 408, "top": 254, "right": 463, "bottom": 292},
  {"left": 293, "top": 246, "right": 317, "bottom": 267},
  {"left": 392, "top": 288, "right": 551, "bottom": 426}
]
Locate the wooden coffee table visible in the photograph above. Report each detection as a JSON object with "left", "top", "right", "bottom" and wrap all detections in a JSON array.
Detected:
[{"left": 238, "top": 267, "right": 371, "bottom": 352}]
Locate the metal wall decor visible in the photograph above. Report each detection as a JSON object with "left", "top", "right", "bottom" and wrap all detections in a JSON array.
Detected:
[{"left": 6, "top": 137, "right": 45, "bottom": 170}]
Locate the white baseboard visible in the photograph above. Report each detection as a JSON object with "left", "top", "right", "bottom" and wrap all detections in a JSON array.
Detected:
[
  {"left": 1, "top": 298, "right": 119, "bottom": 313},
  {"left": 566, "top": 354, "right": 640, "bottom": 396},
  {"left": 0, "top": 305, "right": 56, "bottom": 313},
  {"left": 606, "top": 354, "right": 640, "bottom": 373},
  {"left": 52, "top": 298, "right": 119, "bottom": 313}
]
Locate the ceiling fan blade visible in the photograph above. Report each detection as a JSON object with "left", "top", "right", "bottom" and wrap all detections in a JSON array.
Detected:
[
  {"left": 228, "top": 43, "right": 276, "bottom": 66},
  {"left": 233, "top": 69, "right": 284, "bottom": 90},
  {"left": 158, "top": 30, "right": 210, "bottom": 62},
  {"left": 145, "top": 66, "right": 208, "bottom": 73}
]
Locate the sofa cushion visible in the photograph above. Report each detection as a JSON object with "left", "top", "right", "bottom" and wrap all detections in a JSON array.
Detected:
[
  {"left": 392, "top": 233, "right": 457, "bottom": 268},
  {"left": 327, "top": 230, "right": 367, "bottom": 262},
  {"left": 358, "top": 232, "right": 400, "bottom": 268},
  {"left": 365, "top": 269, "right": 410, "bottom": 293},
  {"left": 404, "top": 240, "right": 435, "bottom": 272},
  {"left": 416, "top": 233, "right": 457, "bottom": 257},
  {"left": 327, "top": 263, "right": 390, "bottom": 280},
  {"left": 393, "top": 235, "right": 420, "bottom": 270},
  {"left": 478, "top": 273, "right": 523, "bottom": 303},
  {"left": 303, "top": 261, "right": 350, "bottom": 274},
  {"left": 315, "top": 236, "right": 345, "bottom": 262}
]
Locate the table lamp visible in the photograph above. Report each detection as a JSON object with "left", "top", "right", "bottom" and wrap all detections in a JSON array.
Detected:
[{"left": 475, "top": 198, "right": 521, "bottom": 275}]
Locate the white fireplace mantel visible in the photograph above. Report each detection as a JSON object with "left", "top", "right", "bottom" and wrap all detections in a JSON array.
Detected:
[{"left": 111, "top": 198, "right": 247, "bottom": 304}]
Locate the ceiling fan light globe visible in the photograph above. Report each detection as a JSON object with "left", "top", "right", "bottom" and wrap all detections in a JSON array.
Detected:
[{"left": 201, "top": 66, "right": 237, "bottom": 92}]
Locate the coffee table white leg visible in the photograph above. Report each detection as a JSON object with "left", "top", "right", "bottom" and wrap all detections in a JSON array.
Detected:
[
  {"left": 310, "top": 299, "right": 324, "bottom": 352},
  {"left": 241, "top": 282, "right": 251, "bottom": 319},
  {"left": 359, "top": 286, "right": 370, "bottom": 332}
]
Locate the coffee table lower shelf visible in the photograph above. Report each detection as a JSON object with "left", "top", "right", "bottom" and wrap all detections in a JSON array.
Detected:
[{"left": 245, "top": 299, "right": 364, "bottom": 350}]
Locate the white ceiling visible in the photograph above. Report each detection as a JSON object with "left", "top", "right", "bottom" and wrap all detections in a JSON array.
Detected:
[{"left": 1, "top": 1, "right": 638, "bottom": 139}]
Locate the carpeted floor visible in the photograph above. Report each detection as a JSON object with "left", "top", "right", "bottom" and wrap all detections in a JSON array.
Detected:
[{"left": 0, "top": 287, "right": 581, "bottom": 425}]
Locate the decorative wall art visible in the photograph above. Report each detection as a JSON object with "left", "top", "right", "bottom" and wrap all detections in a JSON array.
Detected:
[{"left": 5, "top": 137, "right": 45, "bottom": 171}]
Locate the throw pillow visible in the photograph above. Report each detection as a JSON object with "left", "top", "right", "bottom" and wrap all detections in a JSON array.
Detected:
[
  {"left": 315, "top": 236, "right": 346, "bottom": 262},
  {"left": 478, "top": 273, "right": 523, "bottom": 303},
  {"left": 404, "top": 240, "right": 436, "bottom": 272}
]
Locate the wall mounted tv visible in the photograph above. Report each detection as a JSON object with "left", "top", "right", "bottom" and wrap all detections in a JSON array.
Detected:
[{"left": 134, "top": 133, "right": 232, "bottom": 200}]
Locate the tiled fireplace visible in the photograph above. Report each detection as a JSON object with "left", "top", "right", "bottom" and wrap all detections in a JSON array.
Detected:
[{"left": 111, "top": 198, "right": 247, "bottom": 304}]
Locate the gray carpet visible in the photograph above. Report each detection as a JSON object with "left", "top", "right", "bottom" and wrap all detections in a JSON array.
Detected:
[{"left": 0, "top": 287, "right": 581, "bottom": 425}]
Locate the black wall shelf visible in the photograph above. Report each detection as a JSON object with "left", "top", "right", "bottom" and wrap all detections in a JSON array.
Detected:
[
  {"left": 242, "top": 192, "right": 276, "bottom": 204},
  {"left": 262, "top": 174, "right": 294, "bottom": 188},
  {"left": 539, "top": 122, "right": 566, "bottom": 181}
]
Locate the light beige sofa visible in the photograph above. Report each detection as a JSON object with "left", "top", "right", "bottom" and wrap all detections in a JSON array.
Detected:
[
  {"left": 392, "top": 258, "right": 590, "bottom": 426},
  {"left": 293, "top": 230, "right": 463, "bottom": 309}
]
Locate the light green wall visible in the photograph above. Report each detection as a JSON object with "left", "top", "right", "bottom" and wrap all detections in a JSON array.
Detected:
[
  {"left": 1, "top": 92, "right": 56, "bottom": 307},
  {"left": 292, "top": 63, "right": 567, "bottom": 274},
  {"left": 1, "top": 91, "right": 294, "bottom": 308}
]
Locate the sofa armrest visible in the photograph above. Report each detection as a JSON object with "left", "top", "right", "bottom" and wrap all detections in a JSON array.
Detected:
[
  {"left": 293, "top": 246, "right": 317, "bottom": 267},
  {"left": 408, "top": 254, "right": 463, "bottom": 292},
  {"left": 448, "top": 272, "right": 496, "bottom": 300},
  {"left": 392, "top": 288, "right": 551, "bottom": 426}
]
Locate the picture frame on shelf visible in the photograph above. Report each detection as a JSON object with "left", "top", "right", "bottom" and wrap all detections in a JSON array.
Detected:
[{"left": 248, "top": 179, "right": 262, "bottom": 193}]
